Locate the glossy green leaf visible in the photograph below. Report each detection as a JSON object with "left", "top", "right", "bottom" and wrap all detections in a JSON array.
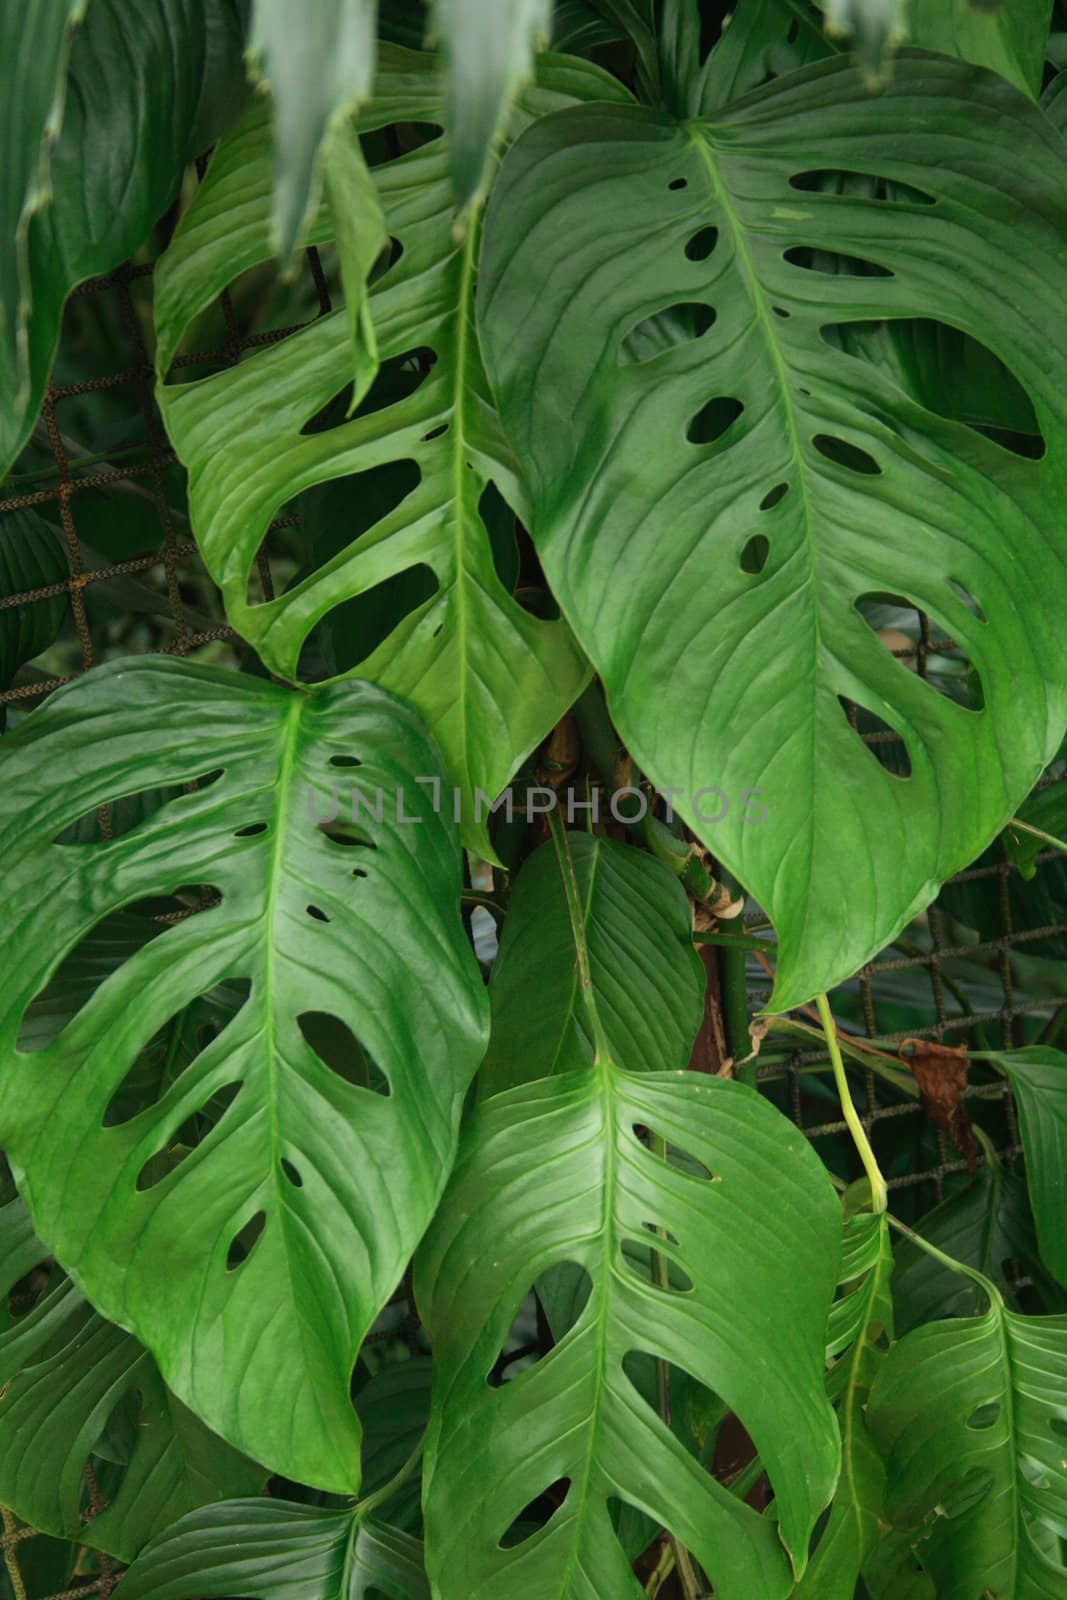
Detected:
[
  {"left": 479, "top": 56, "right": 1067, "bottom": 1009},
  {"left": 1005, "top": 781, "right": 1067, "bottom": 879},
  {"left": 249, "top": 0, "right": 377, "bottom": 261},
  {"left": 0, "top": 1196, "right": 264, "bottom": 1561},
  {"left": 795, "top": 1214, "right": 893, "bottom": 1600},
  {"left": 0, "top": 0, "right": 86, "bottom": 475},
  {"left": 699, "top": 0, "right": 833, "bottom": 110},
  {"left": 323, "top": 123, "right": 388, "bottom": 404},
  {"left": 478, "top": 830, "right": 704, "bottom": 1095},
  {"left": 907, "top": 0, "right": 1052, "bottom": 97},
  {"left": 994, "top": 1048, "right": 1067, "bottom": 1286},
  {"left": 0, "top": 655, "right": 487, "bottom": 1489},
  {"left": 153, "top": 47, "right": 625, "bottom": 854},
  {"left": 0, "top": 509, "right": 68, "bottom": 691},
  {"left": 120, "top": 1498, "right": 428, "bottom": 1600},
  {"left": 416, "top": 829, "right": 840, "bottom": 1600},
  {"left": 0, "top": 0, "right": 246, "bottom": 481},
  {"left": 868, "top": 1297, "right": 1067, "bottom": 1598},
  {"left": 433, "top": 0, "right": 553, "bottom": 210},
  {"left": 891, "top": 1159, "right": 1064, "bottom": 1333}
]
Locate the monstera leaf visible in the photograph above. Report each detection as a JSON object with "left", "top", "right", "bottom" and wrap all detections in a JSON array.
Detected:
[
  {"left": 868, "top": 1293, "right": 1067, "bottom": 1597},
  {"left": 479, "top": 54, "right": 1067, "bottom": 1008},
  {"left": 0, "top": 655, "right": 487, "bottom": 1489},
  {"left": 152, "top": 47, "right": 629, "bottom": 853},
  {"left": 121, "top": 1499, "right": 428, "bottom": 1600},
  {"left": 416, "top": 828, "right": 840, "bottom": 1600},
  {"left": 0, "top": 0, "right": 246, "bottom": 481},
  {"left": 478, "top": 828, "right": 705, "bottom": 1094},
  {"left": 0, "top": 1196, "right": 264, "bottom": 1561},
  {"left": 994, "top": 1048, "right": 1067, "bottom": 1287}
]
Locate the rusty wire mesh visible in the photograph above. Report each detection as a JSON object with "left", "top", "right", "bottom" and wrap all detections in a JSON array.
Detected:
[{"left": 1, "top": 219, "right": 1065, "bottom": 1595}]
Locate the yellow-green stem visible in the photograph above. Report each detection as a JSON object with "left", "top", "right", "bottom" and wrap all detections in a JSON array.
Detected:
[{"left": 815, "top": 993, "right": 887, "bottom": 1214}]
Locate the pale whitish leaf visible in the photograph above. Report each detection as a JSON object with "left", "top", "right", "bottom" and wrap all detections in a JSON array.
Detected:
[
  {"left": 433, "top": 0, "right": 553, "bottom": 210},
  {"left": 0, "top": 1196, "right": 264, "bottom": 1562},
  {"left": 479, "top": 56, "right": 1067, "bottom": 1009},
  {"left": 869, "top": 1297, "right": 1067, "bottom": 1598},
  {"left": 152, "top": 48, "right": 628, "bottom": 854},
  {"left": 416, "top": 830, "right": 840, "bottom": 1599},
  {"left": 0, "top": 656, "right": 487, "bottom": 1488},
  {"left": 249, "top": 0, "right": 378, "bottom": 261},
  {"left": 121, "top": 1499, "right": 428, "bottom": 1600}
]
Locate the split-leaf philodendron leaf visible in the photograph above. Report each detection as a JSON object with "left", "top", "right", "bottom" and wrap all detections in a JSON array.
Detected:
[
  {"left": 151, "top": 46, "right": 631, "bottom": 855},
  {"left": 0, "top": 1195, "right": 264, "bottom": 1562},
  {"left": 0, "top": 655, "right": 487, "bottom": 1489},
  {"left": 479, "top": 54, "right": 1067, "bottom": 1010},
  {"left": 416, "top": 828, "right": 841, "bottom": 1600}
]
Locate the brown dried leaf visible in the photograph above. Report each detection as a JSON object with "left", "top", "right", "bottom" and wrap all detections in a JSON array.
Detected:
[{"left": 900, "top": 1037, "right": 977, "bottom": 1171}]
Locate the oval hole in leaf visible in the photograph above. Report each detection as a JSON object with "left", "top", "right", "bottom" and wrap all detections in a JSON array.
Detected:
[
  {"left": 621, "top": 1235, "right": 694, "bottom": 1295},
  {"left": 759, "top": 482, "right": 789, "bottom": 511},
  {"left": 687, "top": 397, "right": 744, "bottom": 446},
  {"left": 318, "top": 819, "right": 377, "bottom": 851},
  {"left": 280, "top": 1157, "right": 303, "bottom": 1188},
  {"left": 684, "top": 226, "right": 718, "bottom": 262},
  {"left": 740, "top": 534, "right": 770, "bottom": 575},
  {"left": 784, "top": 245, "right": 892, "bottom": 278},
  {"left": 135, "top": 1081, "right": 244, "bottom": 1192},
  {"left": 306, "top": 904, "right": 330, "bottom": 922},
  {"left": 329, "top": 754, "right": 362, "bottom": 768},
  {"left": 498, "top": 1479, "right": 571, "bottom": 1549},
  {"left": 855, "top": 592, "right": 984, "bottom": 713},
  {"left": 296, "top": 561, "right": 438, "bottom": 682},
  {"left": 234, "top": 821, "right": 268, "bottom": 838},
  {"left": 102, "top": 981, "right": 251, "bottom": 1128},
  {"left": 54, "top": 771, "right": 224, "bottom": 845},
  {"left": 226, "top": 1210, "right": 266, "bottom": 1271},
  {"left": 619, "top": 302, "right": 716, "bottom": 365},
  {"left": 297, "top": 1012, "right": 391, "bottom": 1096},
  {"left": 967, "top": 1401, "right": 1001, "bottom": 1431},
  {"left": 631, "top": 1124, "right": 716, "bottom": 1183},
  {"left": 668, "top": 176, "right": 687, "bottom": 191},
  {"left": 839, "top": 696, "right": 912, "bottom": 779},
  {"left": 478, "top": 480, "right": 521, "bottom": 593},
  {"left": 299, "top": 346, "right": 436, "bottom": 436},
  {"left": 948, "top": 578, "right": 987, "bottom": 625},
  {"left": 789, "top": 170, "right": 936, "bottom": 206},
  {"left": 820, "top": 318, "right": 1044, "bottom": 459},
  {"left": 813, "top": 433, "right": 881, "bottom": 476}
]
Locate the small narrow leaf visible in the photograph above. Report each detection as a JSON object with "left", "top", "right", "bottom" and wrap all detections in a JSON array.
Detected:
[{"left": 323, "top": 121, "right": 388, "bottom": 406}]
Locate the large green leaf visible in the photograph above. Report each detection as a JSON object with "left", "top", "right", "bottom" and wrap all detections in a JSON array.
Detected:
[
  {"left": 478, "top": 830, "right": 704, "bottom": 1095},
  {"left": 479, "top": 55, "right": 1067, "bottom": 1009},
  {"left": 0, "top": 509, "right": 68, "bottom": 692},
  {"left": 0, "top": 1196, "right": 263, "bottom": 1562},
  {"left": 891, "top": 1159, "right": 1064, "bottom": 1333},
  {"left": 994, "top": 1048, "right": 1067, "bottom": 1287},
  {"left": 795, "top": 1213, "right": 893, "bottom": 1599},
  {"left": 433, "top": 0, "right": 553, "bottom": 209},
  {"left": 416, "top": 827, "right": 840, "bottom": 1600},
  {"left": 0, "top": 0, "right": 86, "bottom": 473},
  {"left": 0, "top": 0, "right": 246, "bottom": 481},
  {"left": 249, "top": 0, "right": 377, "bottom": 261},
  {"left": 0, "top": 655, "right": 487, "bottom": 1489},
  {"left": 868, "top": 1296, "right": 1067, "bottom": 1597},
  {"left": 120, "top": 1499, "right": 428, "bottom": 1600},
  {"left": 153, "top": 48, "right": 624, "bottom": 853},
  {"left": 906, "top": 0, "right": 1052, "bottom": 97}
]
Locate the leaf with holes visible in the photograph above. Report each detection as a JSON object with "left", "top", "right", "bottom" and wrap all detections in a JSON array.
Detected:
[
  {"left": 479, "top": 54, "right": 1067, "bottom": 1009},
  {"left": 993, "top": 1048, "right": 1067, "bottom": 1288},
  {"left": 120, "top": 1498, "right": 429, "bottom": 1600},
  {"left": 152, "top": 47, "right": 630, "bottom": 854},
  {"left": 795, "top": 1213, "right": 893, "bottom": 1600},
  {"left": 868, "top": 1293, "right": 1067, "bottom": 1598},
  {"left": 478, "top": 828, "right": 705, "bottom": 1096},
  {"left": 0, "top": 1194, "right": 264, "bottom": 1562},
  {"left": 0, "top": 654, "right": 487, "bottom": 1489},
  {"left": 415, "top": 826, "right": 840, "bottom": 1600},
  {"left": 0, "top": 0, "right": 246, "bottom": 480}
]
